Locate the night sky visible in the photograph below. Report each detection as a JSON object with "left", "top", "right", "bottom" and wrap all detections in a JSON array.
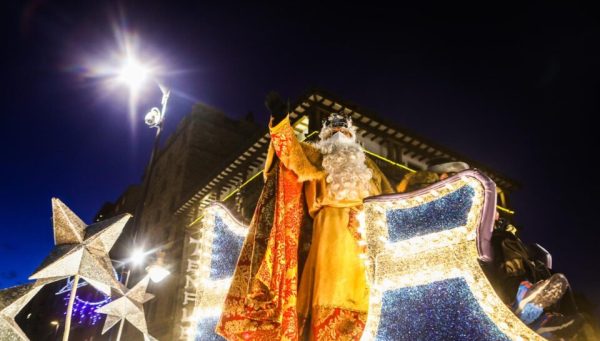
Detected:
[{"left": 1, "top": 0, "right": 599, "bottom": 320}]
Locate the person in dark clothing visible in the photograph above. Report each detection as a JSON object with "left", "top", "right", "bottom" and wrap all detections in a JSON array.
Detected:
[
  {"left": 396, "top": 158, "right": 469, "bottom": 193},
  {"left": 492, "top": 217, "right": 585, "bottom": 340}
]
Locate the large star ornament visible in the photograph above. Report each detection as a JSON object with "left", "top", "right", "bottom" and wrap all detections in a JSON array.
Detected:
[
  {"left": 0, "top": 279, "right": 55, "bottom": 341},
  {"left": 28, "top": 198, "right": 130, "bottom": 295},
  {"left": 96, "top": 275, "right": 158, "bottom": 341}
]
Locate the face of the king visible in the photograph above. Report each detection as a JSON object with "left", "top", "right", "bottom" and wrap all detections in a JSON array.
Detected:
[
  {"left": 319, "top": 113, "right": 354, "bottom": 140},
  {"left": 320, "top": 126, "right": 354, "bottom": 140},
  {"left": 317, "top": 113, "right": 372, "bottom": 201}
]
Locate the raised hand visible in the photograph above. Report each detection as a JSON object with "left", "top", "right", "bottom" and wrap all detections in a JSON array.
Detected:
[{"left": 265, "top": 91, "right": 287, "bottom": 124}]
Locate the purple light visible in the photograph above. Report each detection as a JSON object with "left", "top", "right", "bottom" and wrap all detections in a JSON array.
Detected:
[
  {"left": 62, "top": 294, "right": 111, "bottom": 325},
  {"left": 57, "top": 276, "right": 118, "bottom": 326}
]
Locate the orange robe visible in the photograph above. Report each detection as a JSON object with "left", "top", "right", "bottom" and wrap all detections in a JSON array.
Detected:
[{"left": 216, "top": 116, "right": 393, "bottom": 340}]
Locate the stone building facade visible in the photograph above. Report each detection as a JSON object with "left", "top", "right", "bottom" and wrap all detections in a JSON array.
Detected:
[{"left": 95, "top": 103, "right": 262, "bottom": 340}]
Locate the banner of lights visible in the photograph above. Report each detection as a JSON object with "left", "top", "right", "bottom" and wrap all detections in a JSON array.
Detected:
[
  {"left": 179, "top": 203, "right": 247, "bottom": 340},
  {"left": 55, "top": 272, "right": 119, "bottom": 326}
]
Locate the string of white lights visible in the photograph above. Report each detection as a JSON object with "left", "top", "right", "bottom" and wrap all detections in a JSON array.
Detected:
[{"left": 179, "top": 203, "right": 249, "bottom": 340}]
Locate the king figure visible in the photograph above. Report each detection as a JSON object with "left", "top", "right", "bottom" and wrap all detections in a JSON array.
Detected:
[{"left": 216, "top": 92, "right": 394, "bottom": 340}]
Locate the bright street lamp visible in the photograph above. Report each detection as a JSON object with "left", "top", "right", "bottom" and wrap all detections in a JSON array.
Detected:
[
  {"left": 115, "top": 55, "right": 170, "bottom": 129},
  {"left": 146, "top": 251, "right": 170, "bottom": 283},
  {"left": 50, "top": 321, "right": 60, "bottom": 339},
  {"left": 130, "top": 248, "right": 147, "bottom": 267},
  {"left": 114, "top": 54, "right": 171, "bottom": 242},
  {"left": 117, "top": 57, "right": 149, "bottom": 91},
  {"left": 147, "top": 263, "right": 170, "bottom": 283}
]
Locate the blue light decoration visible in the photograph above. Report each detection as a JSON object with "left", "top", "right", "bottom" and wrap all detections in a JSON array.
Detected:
[
  {"left": 360, "top": 170, "right": 545, "bottom": 340},
  {"left": 56, "top": 272, "right": 118, "bottom": 326},
  {"left": 209, "top": 216, "right": 245, "bottom": 280},
  {"left": 186, "top": 204, "right": 248, "bottom": 341},
  {"left": 385, "top": 185, "right": 474, "bottom": 242},
  {"left": 377, "top": 278, "right": 510, "bottom": 340},
  {"left": 195, "top": 316, "right": 224, "bottom": 341}
]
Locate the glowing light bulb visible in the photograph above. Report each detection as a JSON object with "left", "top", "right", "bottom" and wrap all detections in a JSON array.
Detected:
[{"left": 118, "top": 57, "right": 149, "bottom": 91}]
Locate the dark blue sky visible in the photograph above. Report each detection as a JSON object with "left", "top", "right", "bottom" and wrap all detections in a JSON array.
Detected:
[{"left": 1, "top": 0, "right": 599, "bottom": 318}]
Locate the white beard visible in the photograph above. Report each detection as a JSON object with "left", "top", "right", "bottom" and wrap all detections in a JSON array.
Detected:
[{"left": 316, "top": 132, "right": 373, "bottom": 201}]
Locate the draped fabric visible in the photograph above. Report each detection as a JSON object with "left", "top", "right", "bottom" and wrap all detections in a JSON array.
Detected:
[
  {"left": 215, "top": 160, "right": 309, "bottom": 340},
  {"left": 217, "top": 116, "right": 393, "bottom": 340}
]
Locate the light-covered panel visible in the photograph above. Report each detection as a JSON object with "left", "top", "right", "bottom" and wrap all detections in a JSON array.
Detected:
[
  {"left": 185, "top": 204, "right": 248, "bottom": 341},
  {"left": 360, "top": 170, "right": 544, "bottom": 341}
]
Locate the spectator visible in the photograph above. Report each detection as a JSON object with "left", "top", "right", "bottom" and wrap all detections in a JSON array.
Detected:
[
  {"left": 492, "top": 218, "right": 585, "bottom": 340},
  {"left": 426, "top": 157, "right": 470, "bottom": 180},
  {"left": 396, "top": 158, "right": 469, "bottom": 193}
]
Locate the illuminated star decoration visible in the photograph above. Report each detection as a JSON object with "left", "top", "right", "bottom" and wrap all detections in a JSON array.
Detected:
[
  {"left": 0, "top": 280, "right": 54, "bottom": 340},
  {"left": 29, "top": 198, "right": 130, "bottom": 295},
  {"left": 96, "top": 275, "right": 158, "bottom": 341},
  {"left": 359, "top": 170, "right": 544, "bottom": 340}
]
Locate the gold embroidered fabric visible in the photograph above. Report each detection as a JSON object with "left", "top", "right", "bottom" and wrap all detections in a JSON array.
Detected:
[
  {"left": 310, "top": 306, "right": 368, "bottom": 341},
  {"left": 217, "top": 115, "right": 393, "bottom": 340}
]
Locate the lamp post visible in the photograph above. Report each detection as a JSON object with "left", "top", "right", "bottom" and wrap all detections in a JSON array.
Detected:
[
  {"left": 115, "top": 56, "right": 171, "bottom": 237},
  {"left": 108, "top": 56, "right": 171, "bottom": 341},
  {"left": 135, "top": 83, "right": 170, "bottom": 231}
]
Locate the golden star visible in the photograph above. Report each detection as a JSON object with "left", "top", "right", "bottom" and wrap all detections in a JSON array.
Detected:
[{"left": 28, "top": 198, "right": 130, "bottom": 295}]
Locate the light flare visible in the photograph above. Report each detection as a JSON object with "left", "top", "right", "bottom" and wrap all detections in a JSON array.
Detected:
[{"left": 117, "top": 56, "right": 149, "bottom": 91}]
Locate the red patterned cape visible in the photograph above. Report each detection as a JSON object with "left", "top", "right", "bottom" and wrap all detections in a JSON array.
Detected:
[{"left": 216, "top": 159, "right": 311, "bottom": 340}]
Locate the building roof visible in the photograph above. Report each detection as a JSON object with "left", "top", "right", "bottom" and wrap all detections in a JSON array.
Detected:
[{"left": 175, "top": 89, "right": 519, "bottom": 218}]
